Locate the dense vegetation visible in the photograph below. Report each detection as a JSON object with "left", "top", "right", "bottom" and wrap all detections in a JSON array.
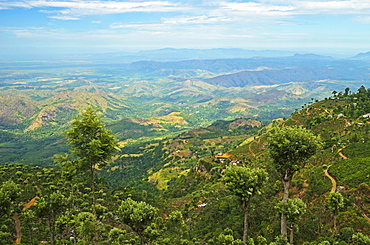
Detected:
[{"left": 1, "top": 86, "right": 370, "bottom": 244}]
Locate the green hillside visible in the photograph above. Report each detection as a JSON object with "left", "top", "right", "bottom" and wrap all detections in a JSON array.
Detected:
[
  {"left": 1, "top": 86, "right": 370, "bottom": 244},
  {"left": 1, "top": 59, "right": 370, "bottom": 244},
  {"left": 99, "top": 86, "right": 370, "bottom": 243}
]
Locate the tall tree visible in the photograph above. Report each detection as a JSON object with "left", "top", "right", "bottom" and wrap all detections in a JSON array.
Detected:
[
  {"left": 0, "top": 180, "right": 20, "bottom": 244},
  {"left": 326, "top": 192, "right": 344, "bottom": 238},
  {"left": 223, "top": 165, "right": 268, "bottom": 244},
  {"left": 63, "top": 106, "right": 120, "bottom": 243},
  {"left": 268, "top": 126, "right": 321, "bottom": 242}
]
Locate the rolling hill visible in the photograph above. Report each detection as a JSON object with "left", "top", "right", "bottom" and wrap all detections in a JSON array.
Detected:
[
  {"left": 98, "top": 86, "right": 370, "bottom": 242},
  {"left": 1, "top": 51, "right": 370, "bottom": 243}
]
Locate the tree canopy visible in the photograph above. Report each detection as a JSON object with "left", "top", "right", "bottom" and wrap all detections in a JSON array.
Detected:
[
  {"left": 268, "top": 126, "right": 322, "bottom": 179},
  {"left": 64, "top": 106, "right": 120, "bottom": 171}
]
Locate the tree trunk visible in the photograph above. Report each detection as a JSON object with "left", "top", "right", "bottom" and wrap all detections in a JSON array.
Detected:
[
  {"left": 72, "top": 229, "right": 77, "bottom": 245},
  {"left": 69, "top": 179, "right": 77, "bottom": 245},
  {"left": 333, "top": 214, "right": 337, "bottom": 245},
  {"left": 48, "top": 217, "right": 55, "bottom": 245},
  {"left": 91, "top": 165, "right": 97, "bottom": 245},
  {"left": 139, "top": 232, "right": 143, "bottom": 245},
  {"left": 289, "top": 225, "right": 294, "bottom": 245},
  {"left": 281, "top": 176, "right": 291, "bottom": 242},
  {"left": 242, "top": 200, "right": 248, "bottom": 245}
]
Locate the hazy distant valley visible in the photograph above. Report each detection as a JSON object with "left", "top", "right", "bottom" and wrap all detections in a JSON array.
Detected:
[{"left": 1, "top": 50, "right": 370, "bottom": 166}]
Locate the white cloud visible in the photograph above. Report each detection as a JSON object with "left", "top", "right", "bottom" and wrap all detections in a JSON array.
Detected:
[
  {"left": 294, "top": 0, "right": 370, "bottom": 13},
  {"left": 162, "top": 15, "right": 230, "bottom": 24},
  {"left": 0, "top": 1, "right": 32, "bottom": 9},
  {"left": 48, "top": 16, "right": 80, "bottom": 20},
  {"left": 2, "top": 0, "right": 370, "bottom": 24},
  {"left": 1, "top": 27, "right": 60, "bottom": 38},
  {"left": 110, "top": 22, "right": 168, "bottom": 31},
  {"left": 220, "top": 2, "right": 295, "bottom": 13},
  {"left": 223, "top": 0, "right": 370, "bottom": 15},
  {"left": 0, "top": 0, "right": 188, "bottom": 19},
  {"left": 2, "top": 0, "right": 370, "bottom": 54}
]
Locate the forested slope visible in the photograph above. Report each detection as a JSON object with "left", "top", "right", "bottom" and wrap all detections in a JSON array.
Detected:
[{"left": 1, "top": 87, "right": 370, "bottom": 244}]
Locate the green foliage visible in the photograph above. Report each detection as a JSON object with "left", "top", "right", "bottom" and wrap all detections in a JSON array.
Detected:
[
  {"left": 2, "top": 86, "right": 370, "bottom": 244},
  {"left": 223, "top": 166, "right": 268, "bottom": 202},
  {"left": 60, "top": 106, "right": 120, "bottom": 243},
  {"left": 326, "top": 192, "right": 344, "bottom": 237},
  {"left": 64, "top": 106, "right": 120, "bottom": 171},
  {"left": 223, "top": 165, "right": 269, "bottom": 243},
  {"left": 0, "top": 180, "right": 20, "bottom": 243},
  {"left": 109, "top": 227, "right": 128, "bottom": 244},
  {"left": 352, "top": 232, "right": 370, "bottom": 245},
  {"left": 330, "top": 158, "right": 370, "bottom": 187},
  {"left": 277, "top": 198, "right": 307, "bottom": 226},
  {"left": 162, "top": 210, "right": 187, "bottom": 243},
  {"left": 268, "top": 126, "right": 322, "bottom": 178},
  {"left": 76, "top": 212, "right": 97, "bottom": 244},
  {"left": 215, "top": 229, "right": 243, "bottom": 245},
  {"left": 0, "top": 231, "right": 11, "bottom": 245},
  {"left": 326, "top": 192, "right": 344, "bottom": 215},
  {"left": 118, "top": 197, "right": 159, "bottom": 244}
]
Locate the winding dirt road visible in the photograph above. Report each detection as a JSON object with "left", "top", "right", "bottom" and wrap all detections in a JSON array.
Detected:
[{"left": 324, "top": 165, "right": 337, "bottom": 193}]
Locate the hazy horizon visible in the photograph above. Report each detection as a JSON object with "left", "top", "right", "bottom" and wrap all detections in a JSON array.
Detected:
[
  {"left": 1, "top": 0, "right": 370, "bottom": 60},
  {"left": 0, "top": 47, "right": 367, "bottom": 62}
]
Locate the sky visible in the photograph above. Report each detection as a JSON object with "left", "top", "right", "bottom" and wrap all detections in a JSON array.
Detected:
[{"left": 1, "top": 0, "right": 370, "bottom": 59}]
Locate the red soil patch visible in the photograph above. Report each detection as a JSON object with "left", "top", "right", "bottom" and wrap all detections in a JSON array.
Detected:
[
  {"left": 23, "top": 196, "right": 38, "bottom": 210},
  {"left": 215, "top": 152, "right": 233, "bottom": 158}
]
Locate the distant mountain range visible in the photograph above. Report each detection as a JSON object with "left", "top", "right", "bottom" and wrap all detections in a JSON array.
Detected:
[
  {"left": 2, "top": 47, "right": 370, "bottom": 62},
  {"left": 68, "top": 48, "right": 370, "bottom": 62},
  {"left": 352, "top": 51, "right": 370, "bottom": 60},
  {"left": 68, "top": 48, "right": 298, "bottom": 63},
  {"left": 122, "top": 54, "right": 370, "bottom": 86}
]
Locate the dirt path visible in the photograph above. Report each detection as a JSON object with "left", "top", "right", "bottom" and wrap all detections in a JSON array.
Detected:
[
  {"left": 338, "top": 151, "right": 348, "bottom": 159},
  {"left": 324, "top": 165, "right": 337, "bottom": 193},
  {"left": 360, "top": 211, "right": 370, "bottom": 222},
  {"left": 248, "top": 141, "right": 256, "bottom": 157},
  {"left": 23, "top": 196, "right": 37, "bottom": 210},
  {"left": 13, "top": 213, "right": 21, "bottom": 244},
  {"left": 324, "top": 146, "right": 349, "bottom": 193},
  {"left": 323, "top": 149, "right": 370, "bottom": 222},
  {"left": 337, "top": 146, "right": 348, "bottom": 160},
  {"left": 13, "top": 186, "right": 40, "bottom": 244}
]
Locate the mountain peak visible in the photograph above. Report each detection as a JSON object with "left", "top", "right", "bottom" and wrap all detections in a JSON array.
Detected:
[
  {"left": 293, "top": 53, "right": 334, "bottom": 59},
  {"left": 352, "top": 51, "right": 370, "bottom": 60}
]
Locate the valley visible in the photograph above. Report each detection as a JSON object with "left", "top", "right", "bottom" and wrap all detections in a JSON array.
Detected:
[
  {"left": 1, "top": 54, "right": 369, "bottom": 166},
  {"left": 1, "top": 52, "right": 370, "bottom": 244}
]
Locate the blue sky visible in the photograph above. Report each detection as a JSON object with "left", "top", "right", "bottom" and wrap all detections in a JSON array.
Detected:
[{"left": 1, "top": 0, "right": 370, "bottom": 59}]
